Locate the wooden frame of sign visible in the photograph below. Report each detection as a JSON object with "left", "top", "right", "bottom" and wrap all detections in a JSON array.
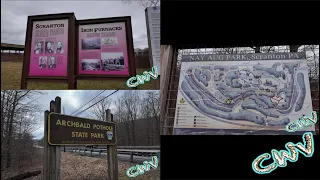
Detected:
[
  {"left": 75, "top": 16, "right": 136, "bottom": 81},
  {"left": 21, "top": 13, "right": 77, "bottom": 89}
]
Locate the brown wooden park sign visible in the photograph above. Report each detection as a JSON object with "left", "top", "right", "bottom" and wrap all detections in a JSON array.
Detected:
[
  {"left": 21, "top": 12, "right": 136, "bottom": 89},
  {"left": 44, "top": 96, "right": 118, "bottom": 180},
  {"left": 48, "top": 113, "right": 116, "bottom": 145}
]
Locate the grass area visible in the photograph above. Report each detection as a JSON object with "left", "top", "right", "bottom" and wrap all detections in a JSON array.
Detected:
[
  {"left": 1, "top": 61, "right": 154, "bottom": 90},
  {"left": 2, "top": 151, "right": 159, "bottom": 180},
  {"left": 60, "top": 152, "right": 160, "bottom": 180},
  {"left": 25, "top": 152, "right": 160, "bottom": 180}
]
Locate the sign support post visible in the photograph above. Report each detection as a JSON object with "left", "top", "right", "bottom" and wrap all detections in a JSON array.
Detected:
[
  {"left": 106, "top": 109, "right": 118, "bottom": 180},
  {"left": 43, "top": 97, "right": 61, "bottom": 180},
  {"left": 145, "top": 7, "right": 160, "bottom": 90}
]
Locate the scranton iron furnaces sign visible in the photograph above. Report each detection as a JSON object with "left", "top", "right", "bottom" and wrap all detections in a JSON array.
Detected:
[
  {"left": 48, "top": 113, "right": 116, "bottom": 145},
  {"left": 173, "top": 52, "right": 314, "bottom": 135}
]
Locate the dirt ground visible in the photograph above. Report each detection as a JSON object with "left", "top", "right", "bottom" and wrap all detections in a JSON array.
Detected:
[
  {"left": 1, "top": 61, "right": 154, "bottom": 90},
  {"left": 3, "top": 151, "right": 160, "bottom": 180},
  {"left": 1, "top": 148, "right": 43, "bottom": 180}
]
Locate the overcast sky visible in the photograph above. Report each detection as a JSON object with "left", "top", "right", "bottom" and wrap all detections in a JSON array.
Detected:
[
  {"left": 30, "top": 90, "right": 124, "bottom": 140},
  {"left": 1, "top": 0, "right": 148, "bottom": 49}
]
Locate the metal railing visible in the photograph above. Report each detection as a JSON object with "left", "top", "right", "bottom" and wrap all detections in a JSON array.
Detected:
[{"left": 63, "top": 146, "right": 160, "bottom": 163}]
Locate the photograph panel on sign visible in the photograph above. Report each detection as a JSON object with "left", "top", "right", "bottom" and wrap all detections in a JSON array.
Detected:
[
  {"left": 45, "top": 41, "right": 55, "bottom": 54},
  {"left": 48, "top": 56, "right": 57, "bottom": 69},
  {"left": 101, "top": 37, "right": 119, "bottom": 46},
  {"left": 55, "top": 41, "right": 65, "bottom": 54},
  {"left": 81, "top": 38, "right": 101, "bottom": 50},
  {"left": 34, "top": 41, "right": 44, "bottom": 54},
  {"left": 1, "top": 1, "right": 160, "bottom": 90},
  {"left": 0, "top": 90, "right": 160, "bottom": 180},
  {"left": 101, "top": 52, "right": 125, "bottom": 71},
  {"left": 39, "top": 56, "right": 47, "bottom": 69},
  {"left": 81, "top": 59, "right": 101, "bottom": 71}
]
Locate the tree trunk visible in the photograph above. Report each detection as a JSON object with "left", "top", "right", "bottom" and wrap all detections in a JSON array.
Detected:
[
  {"left": 131, "top": 118, "right": 136, "bottom": 146},
  {"left": 151, "top": 96, "right": 160, "bottom": 144},
  {"left": 125, "top": 122, "right": 131, "bottom": 146},
  {"left": 254, "top": 46, "right": 260, "bottom": 53},
  {"left": 146, "top": 119, "right": 150, "bottom": 145},
  {"left": 1, "top": 91, "right": 5, "bottom": 140},
  {"left": 6, "top": 91, "right": 18, "bottom": 168},
  {"left": 19, "top": 119, "right": 22, "bottom": 139},
  {"left": 289, "top": 45, "right": 300, "bottom": 52}
]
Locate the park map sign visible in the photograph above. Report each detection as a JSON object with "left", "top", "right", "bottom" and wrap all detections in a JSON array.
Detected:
[
  {"left": 173, "top": 52, "right": 315, "bottom": 135},
  {"left": 48, "top": 113, "right": 116, "bottom": 145}
]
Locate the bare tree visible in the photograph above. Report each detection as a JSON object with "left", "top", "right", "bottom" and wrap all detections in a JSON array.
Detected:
[
  {"left": 113, "top": 97, "right": 131, "bottom": 145},
  {"left": 88, "top": 96, "right": 112, "bottom": 121},
  {"left": 112, "top": 91, "right": 161, "bottom": 146},
  {"left": 122, "top": 0, "right": 160, "bottom": 7},
  {"left": 140, "top": 94, "right": 153, "bottom": 145},
  {"left": 121, "top": 91, "right": 142, "bottom": 146},
  {"left": 1, "top": 90, "right": 42, "bottom": 174},
  {"left": 113, "top": 98, "right": 123, "bottom": 123},
  {"left": 140, "top": 91, "right": 160, "bottom": 145}
]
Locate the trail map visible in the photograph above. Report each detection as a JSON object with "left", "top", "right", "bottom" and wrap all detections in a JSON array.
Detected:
[{"left": 173, "top": 53, "right": 314, "bottom": 135}]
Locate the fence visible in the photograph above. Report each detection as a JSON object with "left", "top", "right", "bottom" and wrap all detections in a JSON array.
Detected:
[
  {"left": 161, "top": 45, "right": 319, "bottom": 135},
  {"left": 63, "top": 146, "right": 160, "bottom": 163}
]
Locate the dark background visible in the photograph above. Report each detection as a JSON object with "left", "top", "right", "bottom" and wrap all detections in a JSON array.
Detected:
[
  {"left": 160, "top": 0, "right": 319, "bottom": 179},
  {"left": 160, "top": 135, "right": 320, "bottom": 179},
  {"left": 161, "top": 0, "right": 320, "bottom": 47}
]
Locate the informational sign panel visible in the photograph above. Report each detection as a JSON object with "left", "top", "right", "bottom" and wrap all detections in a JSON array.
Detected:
[
  {"left": 29, "top": 19, "right": 69, "bottom": 76},
  {"left": 173, "top": 52, "right": 315, "bottom": 135},
  {"left": 78, "top": 22, "right": 129, "bottom": 76},
  {"left": 21, "top": 13, "right": 76, "bottom": 89},
  {"left": 146, "top": 6, "right": 160, "bottom": 74},
  {"left": 48, "top": 113, "right": 116, "bottom": 145}
]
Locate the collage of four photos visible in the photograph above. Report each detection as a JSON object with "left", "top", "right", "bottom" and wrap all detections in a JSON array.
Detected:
[{"left": 1, "top": 0, "right": 319, "bottom": 180}]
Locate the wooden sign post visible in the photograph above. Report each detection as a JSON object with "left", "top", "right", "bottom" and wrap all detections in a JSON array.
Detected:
[
  {"left": 43, "top": 97, "right": 62, "bottom": 180},
  {"left": 106, "top": 109, "right": 118, "bottom": 180}
]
